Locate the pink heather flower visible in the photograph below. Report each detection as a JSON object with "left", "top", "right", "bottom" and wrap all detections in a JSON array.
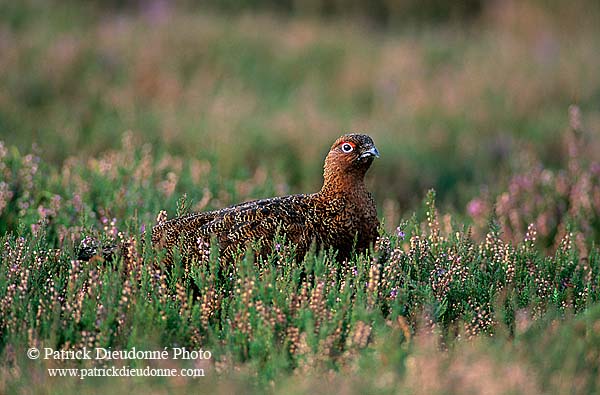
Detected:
[
  {"left": 467, "top": 198, "right": 485, "bottom": 217},
  {"left": 0, "top": 181, "right": 13, "bottom": 214},
  {"left": 395, "top": 227, "right": 406, "bottom": 239},
  {"left": 72, "top": 194, "right": 83, "bottom": 212},
  {"left": 37, "top": 205, "right": 51, "bottom": 218}
]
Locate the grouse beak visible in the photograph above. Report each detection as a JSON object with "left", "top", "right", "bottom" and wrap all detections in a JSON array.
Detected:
[{"left": 360, "top": 146, "right": 380, "bottom": 159}]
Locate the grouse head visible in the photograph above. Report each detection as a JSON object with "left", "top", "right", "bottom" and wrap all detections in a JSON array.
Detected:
[{"left": 322, "top": 133, "right": 379, "bottom": 191}]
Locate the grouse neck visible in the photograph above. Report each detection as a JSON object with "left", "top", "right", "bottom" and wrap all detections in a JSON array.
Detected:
[{"left": 319, "top": 172, "right": 369, "bottom": 197}]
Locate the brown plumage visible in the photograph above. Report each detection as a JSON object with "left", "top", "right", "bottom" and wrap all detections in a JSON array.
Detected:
[{"left": 151, "top": 133, "right": 380, "bottom": 264}]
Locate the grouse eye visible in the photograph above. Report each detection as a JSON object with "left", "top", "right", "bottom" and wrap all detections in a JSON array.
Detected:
[{"left": 341, "top": 143, "right": 354, "bottom": 153}]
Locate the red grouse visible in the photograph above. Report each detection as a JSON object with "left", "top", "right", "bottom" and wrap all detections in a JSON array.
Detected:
[
  {"left": 151, "top": 133, "right": 380, "bottom": 264},
  {"left": 78, "top": 134, "right": 379, "bottom": 264}
]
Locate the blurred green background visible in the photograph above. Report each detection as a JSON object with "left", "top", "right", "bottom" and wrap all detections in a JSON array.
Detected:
[
  {"left": 1, "top": 0, "right": 599, "bottom": 219},
  {"left": 2, "top": 3, "right": 600, "bottom": 394}
]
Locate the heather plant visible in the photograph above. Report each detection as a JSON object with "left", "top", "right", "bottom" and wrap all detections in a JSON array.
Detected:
[{"left": 468, "top": 105, "right": 600, "bottom": 252}]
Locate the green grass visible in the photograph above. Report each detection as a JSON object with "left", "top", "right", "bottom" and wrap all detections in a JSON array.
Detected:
[
  {"left": 2, "top": 1, "right": 600, "bottom": 211},
  {"left": 2, "top": 1, "right": 600, "bottom": 393},
  {"left": 1, "top": 177, "right": 599, "bottom": 393}
]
